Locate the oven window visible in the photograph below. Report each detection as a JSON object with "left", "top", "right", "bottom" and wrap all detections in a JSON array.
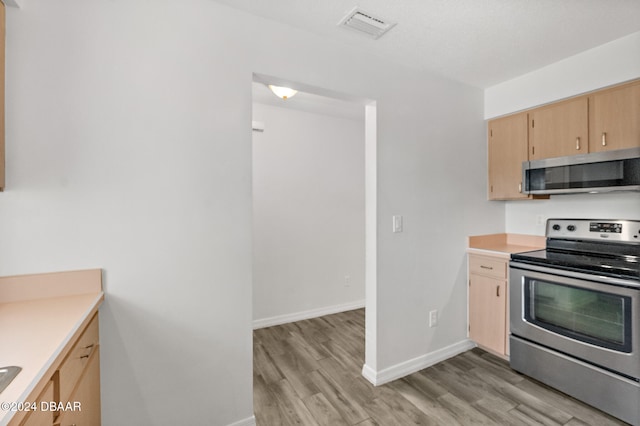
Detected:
[{"left": 524, "top": 279, "right": 632, "bottom": 352}]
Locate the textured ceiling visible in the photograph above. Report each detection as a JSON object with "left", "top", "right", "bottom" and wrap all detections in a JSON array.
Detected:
[{"left": 216, "top": 0, "right": 640, "bottom": 88}]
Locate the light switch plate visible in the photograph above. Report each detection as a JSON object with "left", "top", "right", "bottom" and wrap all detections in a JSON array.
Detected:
[
  {"left": 392, "top": 215, "right": 403, "bottom": 233},
  {"left": 429, "top": 310, "right": 438, "bottom": 327}
]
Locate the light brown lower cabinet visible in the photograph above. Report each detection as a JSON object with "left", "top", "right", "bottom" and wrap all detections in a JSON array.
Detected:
[
  {"left": 17, "top": 314, "right": 101, "bottom": 426},
  {"left": 468, "top": 254, "right": 509, "bottom": 357},
  {"left": 19, "top": 380, "right": 55, "bottom": 426},
  {"left": 55, "top": 350, "right": 101, "bottom": 426}
]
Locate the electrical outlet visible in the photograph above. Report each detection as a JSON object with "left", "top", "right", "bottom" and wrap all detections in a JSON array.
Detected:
[
  {"left": 344, "top": 275, "right": 351, "bottom": 287},
  {"left": 536, "top": 215, "right": 544, "bottom": 226},
  {"left": 429, "top": 310, "right": 438, "bottom": 327}
]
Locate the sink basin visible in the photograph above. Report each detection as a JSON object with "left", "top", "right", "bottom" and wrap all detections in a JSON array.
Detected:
[{"left": 0, "top": 366, "right": 22, "bottom": 394}]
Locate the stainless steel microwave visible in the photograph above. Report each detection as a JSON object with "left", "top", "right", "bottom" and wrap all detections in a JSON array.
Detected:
[{"left": 522, "top": 147, "right": 640, "bottom": 195}]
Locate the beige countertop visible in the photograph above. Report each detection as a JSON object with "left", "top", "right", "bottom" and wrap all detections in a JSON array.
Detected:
[
  {"left": 467, "top": 233, "right": 545, "bottom": 259},
  {"left": 0, "top": 270, "right": 103, "bottom": 426}
]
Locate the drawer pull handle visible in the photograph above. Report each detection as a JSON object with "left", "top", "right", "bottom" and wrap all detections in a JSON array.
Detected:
[
  {"left": 79, "top": 343, "right": 95, "bottom": 360},
  {"left": 602, "top": 132, "right": 607, "bottom": 146},
  {"left": 496, "top": 286, "right": 500, "bottom": 297},
  {"left": 576, "top": 137, "right": 580, "bottom": 150},
  {"left": 480, "top": 265, "right": 493, "bottom": 270}
]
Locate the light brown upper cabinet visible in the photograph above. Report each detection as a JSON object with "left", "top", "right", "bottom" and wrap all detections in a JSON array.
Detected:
[
  {"left": 529, "top": 96, "right": 589, "bottom": 160},
  {"left": 488, "top": 112, "right": 530, "bottom": 200},
  {"left": 589, "top": 80, "right": 640, "bottom": 152},
  {"left": 486, "top": 79, "right": 639, "bottom": 201},
  {"left": 0, "top": 2, "right": 5, "bottom": 191}
]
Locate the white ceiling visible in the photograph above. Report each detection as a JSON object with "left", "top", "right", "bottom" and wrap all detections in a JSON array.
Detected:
[{"left": 216, "top": 0, "right": 640, "bottom": 89}]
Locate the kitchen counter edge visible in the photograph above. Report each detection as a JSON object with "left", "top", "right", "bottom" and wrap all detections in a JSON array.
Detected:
[{"left": 467, "top": 233, "right": 545, "bottom": 258}]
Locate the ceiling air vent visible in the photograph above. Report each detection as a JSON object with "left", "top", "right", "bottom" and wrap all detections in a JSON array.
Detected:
[{"left": 338, "top": 7, "right": 396, "bottom": 40}]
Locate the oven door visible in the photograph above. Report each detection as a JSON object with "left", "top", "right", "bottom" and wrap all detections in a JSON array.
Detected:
[{"left": 510, "top": 263, "right": 640, "bottom": 381}]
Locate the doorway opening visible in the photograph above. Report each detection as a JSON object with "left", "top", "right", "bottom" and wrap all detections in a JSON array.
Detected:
[{"left": 250, "top": 72, "right": 377, "bottom": 376}]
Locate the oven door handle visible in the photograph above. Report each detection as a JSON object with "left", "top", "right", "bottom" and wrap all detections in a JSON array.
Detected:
[{"left": 509, "top": 261, "right": 640, "bottom": 289}]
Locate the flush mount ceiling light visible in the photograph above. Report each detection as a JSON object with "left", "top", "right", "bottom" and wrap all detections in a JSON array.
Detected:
[
  {"left": 338, "top": 7, "right": 396, "bottom": 39},
  {"left": 268, "top": 85, "right": 298, "bottom": 100}
]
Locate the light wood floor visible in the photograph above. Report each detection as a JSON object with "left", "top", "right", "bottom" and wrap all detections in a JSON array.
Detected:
[{"left": 253, "top": 309, "right": 628, "bottom": 425}]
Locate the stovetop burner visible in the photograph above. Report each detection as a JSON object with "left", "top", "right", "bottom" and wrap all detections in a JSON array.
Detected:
[{"left": 511, "top": 219, "right": 640, "bottom": 281}]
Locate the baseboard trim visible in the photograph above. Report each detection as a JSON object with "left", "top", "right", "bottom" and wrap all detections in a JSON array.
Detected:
[
  {"left": 361, "top": 363, "right": 378, "bottom": 385},
  {"left": 226, "top": 415, "right": 256, "bottom": 426},
  {"left": 361, "top": 339, "right": 475, "bottom": 386},
  {"left": 253, "top": 299, "right": 365, "bottom": 329}
]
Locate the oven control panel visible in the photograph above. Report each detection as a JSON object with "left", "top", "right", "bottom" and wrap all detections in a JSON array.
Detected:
[
  {"left": 546, "top": 219, "right": 640, "bottom": 242},
  {"left": 589, "top": 222, "right": 622, "bottom": 233}
]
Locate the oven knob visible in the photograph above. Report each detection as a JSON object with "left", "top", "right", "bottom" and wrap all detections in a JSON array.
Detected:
[
  {"left": 552, "top": 224, "right": 561, "bottom": 231},
  {"left": 567, "top": 225, "right": 576, "bottom": 231}
]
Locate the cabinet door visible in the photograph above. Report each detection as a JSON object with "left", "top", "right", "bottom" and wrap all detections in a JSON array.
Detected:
[
  {"left": 488, "top": 113, "right": 530, "bottom": 200},
  {"left": 529, "top": 96, "right": 588, "bottom": 160},
  {"left": 58, "top": 315, "right": 99, "bottom": 405},
  {"left": 20, "top": 380, "right": 54, "bottom": 426},
  {"left": 56, "top": 349, "right": 101, "bottom": 426},
  {"left": 469, "top": 274, "right": 506, "bottom": 355},
  {"left": 589, "top": 80, "right": 640, "bottom": 152}
]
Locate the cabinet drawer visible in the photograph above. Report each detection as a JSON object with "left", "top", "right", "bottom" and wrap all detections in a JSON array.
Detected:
[
  {"left": 58, "top": 314, "right": 99, "bottom": 404},
  {"left": 469, "top": 255, "right": 507, "bottom": 279}
]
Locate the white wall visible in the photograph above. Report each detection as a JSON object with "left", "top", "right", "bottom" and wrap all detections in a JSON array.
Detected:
[
  {"left": 485, "top": 31, "right": 640, "bottom": 119},
  {"left": 2, "top": 2, "right": 255, "bottom": 425},
  {"left": 485, "top": 31, "right": 640, "bottom": 236},
  {"left": 371, "top": 76, "right": 502, "bottom": 373},
  {"left": 252, "top": 102, "right": 365, "bottom": 325},
  {"left": 506, "top": 192, "right": 640, "bottom": 235},
  {"left": 0, "top": 1, "right": 503, "bottom": 425}
]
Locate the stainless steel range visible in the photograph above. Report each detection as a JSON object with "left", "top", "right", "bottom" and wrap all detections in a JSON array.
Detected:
[{"left": 509, "top": 219, "right": 640, "bottom": 425}]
